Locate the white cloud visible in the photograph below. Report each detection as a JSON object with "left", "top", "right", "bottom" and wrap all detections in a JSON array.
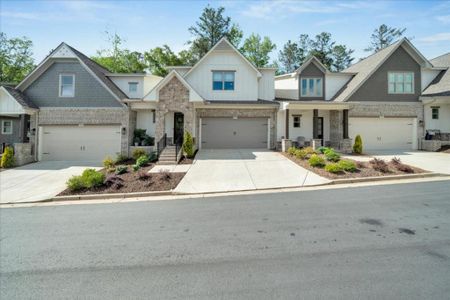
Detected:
[
  {"left": 436, "top": 14, "right": 450, "bottom": 24},
  {"left": 0, "top": 11, "right": 41, "bottom": 20},
  {"left": 419, "top": 32, "right": 450, "bottom": 43}
]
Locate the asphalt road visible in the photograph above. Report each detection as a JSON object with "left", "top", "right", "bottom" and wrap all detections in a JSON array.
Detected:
[{"left": 1, "top": 180, "right": 450, "bottom": 299}]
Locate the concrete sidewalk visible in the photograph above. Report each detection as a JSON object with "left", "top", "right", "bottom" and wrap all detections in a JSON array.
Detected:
[{"left": 174, "top": 149, "right": 330, "bottom": 194}]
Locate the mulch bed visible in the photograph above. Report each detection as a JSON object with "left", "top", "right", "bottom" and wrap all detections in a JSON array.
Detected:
[
  {"left": 282, "top": 152, "right": 426, "bottom": 179},
  {"left": 58, "top": 164, "right": 185, "bottom": 196},
  {"left": 178, "top": 150, "right": 198, "bottom": 165}
]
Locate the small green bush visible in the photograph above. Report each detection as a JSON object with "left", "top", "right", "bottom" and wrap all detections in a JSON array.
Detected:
[
  {"left": 294, "top": 149, "right": 308, "bottom": 160},
  {"left": 308, "top": 154, "right": 326, "bottom": 168},
  {"left": 136, "top": 155, "right": 149, "bottom": 167},
  {"left": 148, "top": 151, "right": 158, "bottom": 162},
  {"left": 303, "top": 146, "right": 316, "bottom": 155},
  {"left": 287, "top": 146, "right": 297, "bottom": 156},
  {"left": 81, "top": 169, "right": 105, "bottom": 188},
  {"left": 325, "top": 163, "right": 343, "bottom": 173},
  {"left": 317, "top": 146, "right": 330, "bottom": 154},
  {"left": 338, "top": 160, "right": 357, "bottom": 172},
  {"left": 324, "top": 148, "right": 341, "bottom": 162},
  {"left": 132, "top": 164, "right": 140, "bottom": 172},
  {"left": 115, "top": 165, "right": 128, "bottom": 175},
  {"left": 67, "top": 176, "right": 85, "bottom": 191},
  {"left": 353, "top": 135, "right": 363, "bottom": 154},
  {"left": 183, "top": 131, "right": 195, "bottom": 158},
  {"left": 102, "top": 156, "right": 115, "bottom": 169},
  {"left": 132, "top": 148, "right": 147, "bottom": 160},
  {"left": 1, "top": 146, "right": 15, "bottom": 168},
  {"left": 115, "top": 153, "right": 128, "bottom": 164}
]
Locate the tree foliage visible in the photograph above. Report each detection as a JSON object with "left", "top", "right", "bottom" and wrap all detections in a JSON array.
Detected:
[
  {"left": 188, "top": 5, "right": 243, "bottom": 62},
  {"left": 143, "top": 45, "right": 188, "bottom": 77},
  {"left": 240, "top": 34, "right": 276, "bottom": 67},
  {"left": 91, "top": 31, "right": 146, "bottom": 73},
  {"left": 278, "top": 40, "right": 306, "bottom": 73},
  {"left": 0, "top": 33, "right": 35, "bottom": 84},
  {"left": 365, "top": 24, "right": 406, "bottom": 53}
]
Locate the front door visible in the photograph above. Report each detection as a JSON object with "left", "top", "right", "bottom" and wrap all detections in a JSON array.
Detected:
[
  {"left": 317, "top": 117, "right": 324, "bottom": 142},
  {"left": 173, "top": 112, "right": 184, "bottom": 144}
]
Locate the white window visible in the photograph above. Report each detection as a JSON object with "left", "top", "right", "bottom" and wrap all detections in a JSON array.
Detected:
[
  {"left": 432, "top": 107, "right": 439, "bottom": 120},
  {"left": 293, "top": 115, "right": 301, "bottom": 128},
  {"left": 128, "top": 82, "right": 138, "bottom": 93},
  {"left": 1, "top": 120, "right": 12, "bottom": 135},
  {"left": 213, "top": 71, "right": 235, "bottom": 90},
  {"left": 388, "top": 72, "right": 414, "bottom": 94},
  {"left": 301, "top": 77, "right": 323, "bottom": 97},
  {"left": 59, "top": 74, "right": 75, "bottom": 97}
]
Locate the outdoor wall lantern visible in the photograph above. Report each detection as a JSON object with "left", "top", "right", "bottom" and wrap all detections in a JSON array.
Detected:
[{"left": 122, "top": 127, "right": 126, "bottom": 135}]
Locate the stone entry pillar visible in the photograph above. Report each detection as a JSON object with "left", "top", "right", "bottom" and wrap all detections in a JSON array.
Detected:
[{"left": 155, "top": 110, "right": 166, "bottom": 144}]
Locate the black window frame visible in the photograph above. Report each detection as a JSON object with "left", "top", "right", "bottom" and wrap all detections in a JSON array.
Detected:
[
  {"left": 431, "top": 107, "right": 439, "bottom": 120},
  {"left": 293, "top": 115, "right": 301, "bottom": 128}
]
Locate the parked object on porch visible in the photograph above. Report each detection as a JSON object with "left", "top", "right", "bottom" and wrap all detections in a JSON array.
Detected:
[
  {"left": 183, "top": 131, "right": 195, "bottom": 158},
  {"left": 133, "top": 128, "right": 154, "bottom": 146},
  {"left": 142, "top": 135, "right": 155, "bottom": 146},
  {"left": 353, "top": 135, "right": 363, "bottom": 154},
  {"left": 296, "top": 136, "right": 306, "bottom": 148},
  {"left": 1, "top": 146, "right": 15, "bottom": 168}
]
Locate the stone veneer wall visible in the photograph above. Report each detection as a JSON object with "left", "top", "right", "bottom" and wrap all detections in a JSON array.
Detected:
[
  {"left": 348, "top": 102, "right": 424, "bottom": 140},
  {"left": 155, "top": 77, "right": 194, "bottom": 143},
  {"left": 37, "top": 107, "right": 131, "bottom": 155},
  {"left": 196, "top": 108, "right": 278, "bottom": 149},
  {"left": 13, "top": 143, "right": 34, "bottom": 166},
  {"left": 329, "top": 110, "right": 343, "bottom": 149}
]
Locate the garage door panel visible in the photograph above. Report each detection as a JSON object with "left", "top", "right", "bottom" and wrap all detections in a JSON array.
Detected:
[
  {"left": 202, "top": 118, "right": 268, "bottom": 149},
  {"left": 40, "top": 125, "right": 121, "bottom": 161},
  {"left": 349, "top": 118, "right": 415, "bottom": 150}
]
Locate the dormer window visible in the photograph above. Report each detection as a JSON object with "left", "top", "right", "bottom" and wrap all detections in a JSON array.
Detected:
[
  {"left": 213, "top": 71, "right": 235, "bottom": 91},
  {"left": 388, "top": 72, "right": 414, "bottom": 94},
  {"left": 301, "top": 77, "right": 323, "bottom": 97},
  {"left": 128, "top": 82, "right": 138, "bottom": 93},
  {"left": 59, "top": 74, "right": 75, "bottom": 97}
]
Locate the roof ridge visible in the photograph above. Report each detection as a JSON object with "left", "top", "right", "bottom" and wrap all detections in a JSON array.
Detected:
[{"left": 430, "top": 51, "right": 450, "bottom": 61}]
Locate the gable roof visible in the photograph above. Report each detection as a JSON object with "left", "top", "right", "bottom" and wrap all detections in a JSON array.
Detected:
[
  {"left": 1, "top": 86, "right": 38, "bottom": 110},
  {"left": 16, "top": 43, "right": 128, "bottom": 101},
  {"left": 143, "top": 70, "right": 203, "bottom": 102},
  {"left": 184, "top": 37, "right": 262, "bottom": 78},
  {"left": 294, "top": 56, "right": 328, "bottom": 75},
  {"left": 422, "top": 53, "right": 450, "bottom": 97},
  {"left": 333, "top": 38, "right": 432, "bottom": 102}
]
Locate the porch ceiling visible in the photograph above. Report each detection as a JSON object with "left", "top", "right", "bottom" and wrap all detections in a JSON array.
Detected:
[{"left": 286, "top": 102, "right": 350, "bottom": 110}]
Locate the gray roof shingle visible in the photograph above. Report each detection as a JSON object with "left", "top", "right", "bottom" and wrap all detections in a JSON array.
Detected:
[
  {"left": 3, "top": 86, "right": 38, "bottom": 109},
  {"left": 422, "top": 53, "right": 450, "bottom": 97}
]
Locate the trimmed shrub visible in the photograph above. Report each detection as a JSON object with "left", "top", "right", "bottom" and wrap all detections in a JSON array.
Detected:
[
  {"left": 183, "top": 131, "right": 195, "bottom": 158},
  {"left": 308, "top": 154, "right": 326, "bottom": 168},
  {"left": 338, "top": 160, "right": 357, "bottom": 172},
  {"left": 104, "top": 174, "right": 124, "bottom": 189},
  {"left": 81, "top": 169, "right": 105, "bottom": 188},
  {"left": 136, "top": 155, "right": 150, "bottom": 167},
  {"left": 67, "top": 176, "right": 85, "bottom": 191},
  {"left": 138, "top": 170, "right": 151, "bottom": 181},
  {"left": 325, "top": 163, "right": 343, "bottom": 173},
  {"left": 324, "top": 148, "right": 341, "bottom": 162},
  {"left": 115, "top": 153, "right": 128, "bottom": 164},
  {"left": 370, "top": 158, "right": 390, "bottom": 173},
  {"left": 148, "top": 151, "right": 158, "bottom": 162},
  {"left": 317, "top": 146, "right": 330, "bottom": 154},
  {"left": 303, "top": 146, "right": 316, "bottom": 155},
  {"left": 1, "top": 146, "right": 15, "bottom": 168},
  {"left": 115, "top": 165, "right": 128, "bottom": 175},
  {"left": 353, "top": 135, "right": 363, "bottom": 154},
  {"left": 294, "top": 149, "right": 308, "bottom": 160},
  {"left": 391, "top": 158, "right": 414, "bottom": 173},
  {"left": 103, "top": 156, "right": 115, "bottom": 169},
  {"left": 132, "top": 148, "right": 147, "bottom": 160},
  {"left": 132, "top": 164, "right": 140, "bottom": 172},
  {"left": 287, "top": 146, "right": 297, "bottom": 156}
]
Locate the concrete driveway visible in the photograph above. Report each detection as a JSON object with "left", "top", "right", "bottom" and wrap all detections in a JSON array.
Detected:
[
  {"left": 174, "top": 149, "right": 329, "bottom": 194},
  {"left": 343, "top": 150, "right": 450, "bottom": 174},
  {"left": 0, "top": 161, "right": 101, "bottom": 204}
]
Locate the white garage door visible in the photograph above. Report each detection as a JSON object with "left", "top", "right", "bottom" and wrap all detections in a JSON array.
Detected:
[
  {"left": 349, "top": 117, "right": 416, "bottom": 150},
  {"left": 201, "top": 117, "right": 268, "bottom": 149},
  {"left": 39, "top": 125, "right": 121, "bottom": 161}
]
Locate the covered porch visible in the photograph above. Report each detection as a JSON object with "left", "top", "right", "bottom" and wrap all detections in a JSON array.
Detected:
[
  {"left": 421, "top": 96, "right": 450, "bottom": 151},
  {"left": 278, "top": 102, "right": 352, "bottom": 153}
]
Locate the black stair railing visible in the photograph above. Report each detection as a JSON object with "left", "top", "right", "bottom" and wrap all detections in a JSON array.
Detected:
[{"left": 156, "top": 133, "right": 167, "bottom": 158}]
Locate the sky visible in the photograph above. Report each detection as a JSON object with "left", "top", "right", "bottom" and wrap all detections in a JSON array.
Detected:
[{"left": 1, "top": 0, "right": 450, "bottom": 64}]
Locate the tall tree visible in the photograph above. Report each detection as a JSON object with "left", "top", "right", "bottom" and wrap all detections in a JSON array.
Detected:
[
  {"left": 365, "top": 24, "right": 406, "bottom": 53},
  {"left": 331, "top": 45, "right": 354, "bottom": 71},
  {"left": 309, "top": 32, "right": 336, "bottom": 70},
  {"left": 0, "top": 33, "right": 35, "bottom": 84},
  {"left": 278, "top": 40, "right": 302, "bottom": 73},
  {"left": 143, "top": 45, "right": 188, "bottom": 77},
  {"left": 92, "top": 31, "right": 146, "bottom": 73},
  {"left": 240, "top": 34, "right": 276, "bottom": 67},
  {"left": 188, "top": 5, "right": 243, "bottom": 62}
]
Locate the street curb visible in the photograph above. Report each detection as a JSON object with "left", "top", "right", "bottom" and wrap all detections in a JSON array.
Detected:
[
  {"left": 50, "top": 190, "right": 173, "bottom": 202},
  {"left": 328, "top": 172, "right": 444, "bottom": 185}
]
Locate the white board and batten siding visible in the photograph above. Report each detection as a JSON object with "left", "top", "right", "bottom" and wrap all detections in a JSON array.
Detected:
[
  {"left": 38, "top": 125, "right": 121, "bottom": 161},
  {"left": 349, "top": 117, "right": 417, "bottom": 151},
  {"left": 0, "top": 88, "right": 25, "bottom": 114},
  {"left": 258, "top": 69, "right": 275, "bottom": 100}
]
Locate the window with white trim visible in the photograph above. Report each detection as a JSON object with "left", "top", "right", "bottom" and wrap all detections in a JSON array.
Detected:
[
  {"left": 1, "top": 120, "right": 12, "bottom": 135},
  {"left": 128, "top": 82, "right": 138, "bottom": 93},
  {"left": 388, "top": 72, "right": 414, "bottom": 94},
  {"left": 301, "top": 77, "right": 323, "bottom": 97},
  {"left": 432, "top": 107, "right": 439, "bottom": 120},
  {"left": 212, "top": 71, "right": 235, "bottom": 90},
  {"left": 59, "top": 74, "right": 75, "bottom": 97},
  {"left": 293, "top": 115, "right": 301, "bottom": 128}
]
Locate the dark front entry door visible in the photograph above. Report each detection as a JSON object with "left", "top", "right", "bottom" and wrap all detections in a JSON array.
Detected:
[
  {"left": 173, "top": 112, "right": 184, "bottom": 144},
  {"left": 317, "top": 117, "right": 324, "bottom": 141}
]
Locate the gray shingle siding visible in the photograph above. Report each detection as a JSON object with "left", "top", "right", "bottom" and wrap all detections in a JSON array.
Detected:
[
  {"left": 24, "top": 61, "right": 123, "bottom": 108},
  {"left": 347, "top": 47, "right": 421, "bottom": 102},
  {"left": 299, "top": 63, "right": 325, "bottom": 100}
]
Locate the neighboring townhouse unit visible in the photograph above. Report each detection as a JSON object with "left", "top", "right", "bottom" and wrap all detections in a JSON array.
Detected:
[{"left": 275, "top": 38, "right": 447, "bottom": 152}]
